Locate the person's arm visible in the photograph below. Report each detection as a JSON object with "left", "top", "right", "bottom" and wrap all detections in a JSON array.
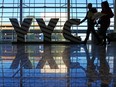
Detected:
[{"left": 79, "top": 12, "right": 88, "bottom": 24}]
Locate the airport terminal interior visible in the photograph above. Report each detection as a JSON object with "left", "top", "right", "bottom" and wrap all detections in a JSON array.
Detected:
[{"left": 0, "top": 0, "right": 116, "bottom": 87}]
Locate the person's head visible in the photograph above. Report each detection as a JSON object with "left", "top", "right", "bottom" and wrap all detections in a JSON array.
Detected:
[
  {"left": 101, "top": 1, "right": 109, "bottom": 10},
  {"left": 87, "top": 3, "right": 92, "bottom": 9}
]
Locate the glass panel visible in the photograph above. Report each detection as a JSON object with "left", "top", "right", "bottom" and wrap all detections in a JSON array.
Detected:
[{"left": 0, "top": 0, "right": 114, "bottom": 42}]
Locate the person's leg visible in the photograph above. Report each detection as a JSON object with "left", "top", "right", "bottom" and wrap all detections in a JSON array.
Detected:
[
  {"left": 91, "top": 28, "right": 102, "bottom": 44},
  {"left": 83, "top": 29, "right": 91, "bottom": 44},
  {"left": 102, "top": 30, "right": 107, "bottom": 44},
  {"left": 99, "top": 24, "right": 110, "bottom": 45},
  {"left": 98, "top": 27, "right": 107, "bottom": 45},
  {"left": 106, "top": 35, "right": 111, "bottom": 44}
]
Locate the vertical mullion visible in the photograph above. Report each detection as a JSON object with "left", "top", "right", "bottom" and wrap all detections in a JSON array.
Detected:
[
  {"left": 114, "top": 0, "right": 116, "bottom": 32},
  {"left": 75, "top": 0, "right": 78, "bottom": 36},
  {"left": 67, "top": 0, "right": 70, "bottom": 20},
  {"left": 20, "top": 0, "right": 22, "bottom": 24}
]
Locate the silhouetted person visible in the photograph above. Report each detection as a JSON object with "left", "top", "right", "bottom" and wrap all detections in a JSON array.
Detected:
[
  {"left": 98, "top": 1, "right": 114, "bottom": 45},
  {"left": 79, "top": 3, "right": 101, "bottom": 44}
]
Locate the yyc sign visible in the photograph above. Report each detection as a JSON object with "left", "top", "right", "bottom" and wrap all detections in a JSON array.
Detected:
[{"left": 10, "top": 18, "right": 81, "bottom": 43}]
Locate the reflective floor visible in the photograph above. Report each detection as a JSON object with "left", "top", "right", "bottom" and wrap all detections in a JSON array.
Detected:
[{"left": 0, "top": 42, "right": 116, "bottom": 87}]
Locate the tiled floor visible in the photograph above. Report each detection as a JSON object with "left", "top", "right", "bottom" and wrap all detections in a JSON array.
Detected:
[{"left": 0, "top": 42, "right": 116, "bottom": 87}]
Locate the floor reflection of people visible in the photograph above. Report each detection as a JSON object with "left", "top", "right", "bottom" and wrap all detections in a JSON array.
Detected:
[
  {"left": 107, "top": 43, "right": 116, "bottom": 87},
  {"left": 98, "top": 46, "right": 112, "bottom": 87},
  {"left": 85, "top": 44, "right": 112, "bottom": 87},
  {"left": 83, "top": 45, "right": 98, "bottom": 86}
]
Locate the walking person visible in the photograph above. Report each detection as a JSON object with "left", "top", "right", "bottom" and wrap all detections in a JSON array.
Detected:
[
  {"left": 98, "top": 1, "right": 114, "bottom": 45},
  {"left": 79, "top": 3, "right": 102, "bottom": 45}
]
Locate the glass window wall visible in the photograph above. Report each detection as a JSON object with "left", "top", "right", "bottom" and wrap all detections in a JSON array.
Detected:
[{"left": 0, "top": 0, "right": 114, "bottom": 42}]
